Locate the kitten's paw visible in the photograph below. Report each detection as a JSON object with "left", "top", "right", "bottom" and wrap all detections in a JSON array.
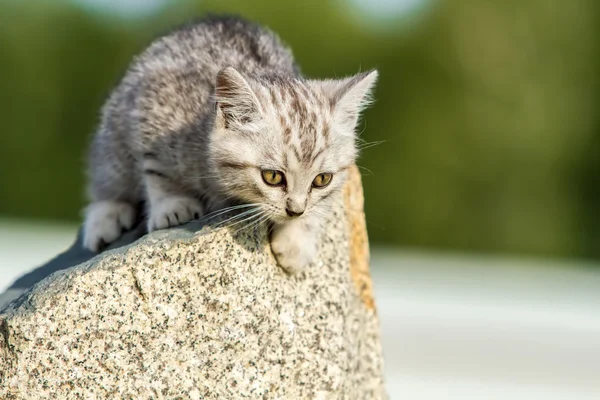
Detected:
[
  {"left": 83, "top": 201, "right": 136, "bottom": 252},
  {"left": 270, "top": 228, "right": 318, "bottom": 274},
  {"left": 148, "top": 196, "right": 203, "bottom": 232}
]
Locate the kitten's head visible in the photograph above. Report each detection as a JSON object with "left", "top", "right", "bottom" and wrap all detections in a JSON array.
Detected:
[{"left": 209, "top": 66, "right": 377, "bottom": 223}]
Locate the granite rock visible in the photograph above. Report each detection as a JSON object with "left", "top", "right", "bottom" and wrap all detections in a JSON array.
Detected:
[{"left": 0, "top": 166, "right": 386, "bottom": 399}]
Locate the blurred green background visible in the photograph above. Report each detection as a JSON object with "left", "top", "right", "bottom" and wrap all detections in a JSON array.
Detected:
[{"left": 1, "top": 0, "right": 599, "bottom": 260}]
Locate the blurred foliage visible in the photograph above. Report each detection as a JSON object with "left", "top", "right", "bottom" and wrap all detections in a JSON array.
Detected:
[{"left": 1, "top": 0, "right": 599, "bottom": 260}]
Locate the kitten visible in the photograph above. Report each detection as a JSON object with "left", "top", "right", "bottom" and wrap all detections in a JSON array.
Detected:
[{"left": 83, "top": 16, "right": 377, "bottom": 273}]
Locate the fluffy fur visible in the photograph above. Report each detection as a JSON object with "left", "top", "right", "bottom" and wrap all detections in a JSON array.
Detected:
[{"left": 83, "top": 16, "right": 377, "bottom": 273}]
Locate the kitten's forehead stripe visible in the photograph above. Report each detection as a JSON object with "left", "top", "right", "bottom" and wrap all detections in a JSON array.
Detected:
[
  {"left": 260, "top": 79, "right": 345, "bottom": 169},
  {"left": 299, "top": 85, "right": 316, "bottom": 104},
  {"left": 292, "top": 147, "right": 302, "bottom": 163},
  {"left": 312, "top": 147, "right": 326, "bottom": 164},
  {"left": 284, "top": 126, "right": 292, "bottom": 145},
  {"left": 269, "top": 89, "right": 279, "bottom": 107},
  {"left": 322, "top": 123, "right": 330, "bottom": 142}
]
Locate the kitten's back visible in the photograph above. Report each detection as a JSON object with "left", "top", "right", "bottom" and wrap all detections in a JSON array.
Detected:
[{"left": 133, "top": 16, "right": 299, "bottom": 82}]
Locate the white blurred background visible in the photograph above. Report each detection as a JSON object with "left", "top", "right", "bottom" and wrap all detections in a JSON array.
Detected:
[{"left": 2, "top": 220, "right": 599, "bottom": 399}]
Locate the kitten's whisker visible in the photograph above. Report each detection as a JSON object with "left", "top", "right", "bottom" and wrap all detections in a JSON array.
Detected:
[
  {"left": 357, "top": 140, "right": 386, "bottom": 151},
  {"left": 215, "top": 209, "right": 262, "bottom": 226},
  {"left": 213, "top": 207, "right": 262, "bottom": 227},
  {"left": 253, "top": 213, "right": 272, "bottom": 228},
  {"left": 314, "top": 202, "right": 346, "bottom": 209},
  {"left": 356, "top": 165, "right": 374, "bottom": 175},
  {"left": 357, "top": 138, "right": 386, "bottom": 145},
  {"left": 226, "top": 210, "right": 268, "bottom": 230},
  {"left": 233, "top": 213, "right": 271, "bottom": 235},
  {"left": 208, "top": 203, "right": 260, "bottom": 215},
  {"left": 309, "top": 210, "right": 331, "bottom": 224},
  {"left": 311, "top": 207, "right": 330, "bottom": 216},
  {"left": 313, "top": 203, "right": 363, "bottom": 214},
  {"left": 207, "top": 203, "right": 260, "bottom": 214},
  {"left": 314, "top": 206, "right": 346, "bottom": 212},
  {"left": 207, "top": 195, "right": 245, "bottom": 209},
  {"left": 200, "top": 203, "right": 261, "bottom": 222}
]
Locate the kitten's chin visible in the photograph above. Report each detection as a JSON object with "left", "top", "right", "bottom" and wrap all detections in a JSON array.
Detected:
[
  {"left": 269, "top": 215, "right": 290, "bottom": 224},
  {"left": 263, "top": 212, "right": 297, "bottom": 224},
  {"left": 274, "top": 214, "right": 308, "bottom": 224}
]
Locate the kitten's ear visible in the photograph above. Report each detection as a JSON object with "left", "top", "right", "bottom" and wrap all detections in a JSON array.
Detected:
[
  {"left": 318, "top": 70, "right": 378, "bottom": 136},
  {"left": 215, "top": 67, "right": 262, "bottom": 129}
]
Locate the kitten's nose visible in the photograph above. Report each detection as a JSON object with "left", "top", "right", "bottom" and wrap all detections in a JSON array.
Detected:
[
  {"left": 286, "top": 208, "right": 304, "bottom": 217},
  {"left": 286, "top": 197, "right": 306, "bottom": 217}
]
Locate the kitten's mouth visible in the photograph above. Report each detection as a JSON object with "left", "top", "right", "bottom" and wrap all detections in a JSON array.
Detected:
[
  {"left": 284, "top": 212, "right": 307, "bottom": 222},
  {"left": 285, "top": 209, "right": 304, "bottom": 218},
  {"left": 269, "top": 213, "right": 301, "bottom": 224}
]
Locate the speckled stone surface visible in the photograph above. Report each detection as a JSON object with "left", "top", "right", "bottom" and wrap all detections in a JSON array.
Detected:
[{"left": 0, "top": 166, "right": 386, "bottom": 399}]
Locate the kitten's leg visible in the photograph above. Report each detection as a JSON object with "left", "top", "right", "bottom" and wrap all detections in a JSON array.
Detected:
[
  {"left": 83, "top": 131, "right": 138, "bottom": 252},
  {"left": 270, "top": 215, "right": 320, "bottom": 274},
  {"left": 143, "top": 157, "right": 203, "bottom": 232}
]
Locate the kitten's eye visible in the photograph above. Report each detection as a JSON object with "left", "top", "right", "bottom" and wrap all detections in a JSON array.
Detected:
[
  {"left": 261, "top": 170, "right": 285, "bottom": 186},
  {"left": 312, "top": 173, "right": 333, "bottom": 188}
]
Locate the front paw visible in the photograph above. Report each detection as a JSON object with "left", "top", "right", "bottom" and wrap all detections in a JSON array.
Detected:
[
  {"left": 148, "top": 196, "right": 203, "bottom": 232},
  {"left": 270, "top": 230, "right": 318, "bottom": 274},
  {"left": 83, "top": 200, "right": 136, "bottom": 252}
]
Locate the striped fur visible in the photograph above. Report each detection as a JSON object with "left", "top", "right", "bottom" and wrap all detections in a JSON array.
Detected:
[{"left": 82, "top": 16, "right": 377, "bottom": 273}]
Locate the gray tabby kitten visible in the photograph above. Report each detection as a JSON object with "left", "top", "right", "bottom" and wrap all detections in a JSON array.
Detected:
[{"left": 83, "top": 16, "right": 377, "bottom": 273}]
